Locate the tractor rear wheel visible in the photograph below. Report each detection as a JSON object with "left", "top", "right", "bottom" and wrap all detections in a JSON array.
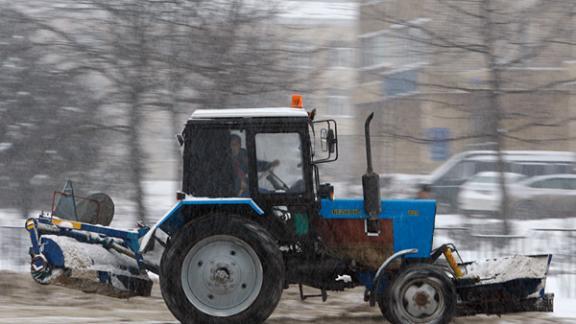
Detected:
[
  {"left": 380, "top": 264, "right": 456, "bottom": 324},
  {"left": 159, "top": 214, "right": 284, "bottom": 324}
]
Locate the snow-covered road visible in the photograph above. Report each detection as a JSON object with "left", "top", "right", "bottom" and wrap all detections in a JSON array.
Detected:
[{"left": 0, "top": 271, "right": 574, "bottom": 324}]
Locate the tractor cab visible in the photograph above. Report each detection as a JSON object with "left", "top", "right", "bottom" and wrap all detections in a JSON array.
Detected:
[{"left": 181, "top": 106, "right": 337, "bottom": 217}]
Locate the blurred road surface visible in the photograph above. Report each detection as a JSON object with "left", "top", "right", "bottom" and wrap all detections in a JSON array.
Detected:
[{"left": 0, "top": 271, "right": 573, "bottom": 323}]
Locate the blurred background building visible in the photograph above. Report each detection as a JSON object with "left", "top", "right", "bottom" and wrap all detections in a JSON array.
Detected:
[{"left": 355, "top": 0, "right": 576, "bottom": 174}]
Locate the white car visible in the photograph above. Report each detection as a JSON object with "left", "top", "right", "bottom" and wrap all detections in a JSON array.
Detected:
[
  {"left": 458, "top": 172, "right": 526, "bottom": 216},
  {"left": 508, "top": 174, "right": 576, "bottom": 219}
]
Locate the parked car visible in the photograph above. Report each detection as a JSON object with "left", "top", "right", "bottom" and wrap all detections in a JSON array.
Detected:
[
  {"left": 457, "top": 172, "right": 526, "bottom": 216},
  {"left": 508, "top": 174, "right": 576, "bottom": 219},
  {"left": 426, "top": 150, "right": 576, "bottom": 213}
]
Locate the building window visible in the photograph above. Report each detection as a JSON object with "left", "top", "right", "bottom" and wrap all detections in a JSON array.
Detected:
[
  {"left": 328, "top": 47, "right": 354, "bottom": 68},
  {"left": 360, "top": 24, "right": 426, "bottom": 69},
  {"left": 361, "top": 35, "right": 383, "bottom": 67},
  {"left": 325, "top": 90, "right": 351, "bottom": 117},
  {"left": 427, "top": 128, "right": 450, "bottom": 161},
  {"left": 381, "top": 68, "right": 419, "bottom": 97}
]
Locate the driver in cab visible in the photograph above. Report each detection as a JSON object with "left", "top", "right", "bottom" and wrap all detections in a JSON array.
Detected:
[{"left": 230, "top": 134, "right": 279, "bottom": 196}]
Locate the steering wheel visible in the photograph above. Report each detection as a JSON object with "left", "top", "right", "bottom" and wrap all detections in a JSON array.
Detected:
[
  {"left": 258, "top": 166, "right": 273, "bottom": 181},
  {"left": 258, "top": 167, "right": 290, "bottom": 191}
]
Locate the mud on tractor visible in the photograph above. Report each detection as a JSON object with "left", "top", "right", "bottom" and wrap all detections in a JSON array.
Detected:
[{"left": 26, "top": 98, "right": 553, "bottom": 323}]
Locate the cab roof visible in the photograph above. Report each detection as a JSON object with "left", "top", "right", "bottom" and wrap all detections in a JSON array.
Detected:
[{"left": 189, "top": 108, "right": 309, "bottom": 120}]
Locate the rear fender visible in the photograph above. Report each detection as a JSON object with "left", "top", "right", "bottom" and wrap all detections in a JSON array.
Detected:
[{"left": 139, "top": 198, "right": 264, "bottom": 253}]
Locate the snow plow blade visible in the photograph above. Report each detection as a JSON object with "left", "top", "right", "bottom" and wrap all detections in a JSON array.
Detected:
[
  {"left": 455, "top": 254, "right": 554, "bottom": 316},
  {"left": 26, "top": 217, "right": 153, "bottom": 298}
]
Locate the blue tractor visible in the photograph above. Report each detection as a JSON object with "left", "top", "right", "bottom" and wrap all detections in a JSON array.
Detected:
[{"left": 26, "top": 101, "right": 553, "bottom": 323}]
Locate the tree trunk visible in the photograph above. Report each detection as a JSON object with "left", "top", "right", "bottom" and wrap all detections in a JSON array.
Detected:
[
  {"left": 481, "top": 0, "right": 510, "bottom": 234},
  {"left": 128, "top": 91, "right": 147, "bottom": 224},
  {"left": 165, "top": 48, "right": 183, "bottom": 187}
]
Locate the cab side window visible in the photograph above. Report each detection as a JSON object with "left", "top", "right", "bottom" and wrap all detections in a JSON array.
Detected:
[{"left": 255, "top": 133, "right": 305, "bottom": 193}]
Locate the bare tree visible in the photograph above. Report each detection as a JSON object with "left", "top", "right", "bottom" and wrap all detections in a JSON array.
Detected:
[
  {"left": 0, "top": 6, "right": 102, "bottom": 217},
  {"left": 16, "top": 0, "right": 299, "bottom": 223},
  {"left": 361, "top": 0, "right": 576, "bottom": 233},
  {"left": 15, "top": 0, "right": 172, "bottom": 224},
  {"left": 157, "top": 0, "right": 307, "bottom": 107},
  {"left": 150, "top": 0, "right": 293, "bottom": 177}
]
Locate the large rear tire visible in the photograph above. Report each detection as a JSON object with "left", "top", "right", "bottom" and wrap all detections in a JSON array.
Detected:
[
  {"left": 159, "top": 215, "right": 284, "bottom": 324},
  {"left": 380, "top": 264, "right": 456, "bottom": 324}
]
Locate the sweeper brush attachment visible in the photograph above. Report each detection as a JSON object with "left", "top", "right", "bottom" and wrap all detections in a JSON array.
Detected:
[
  {"left": 32, "top": 235, "right": 152, "bottom": 297},
  {"left": 26, "top": 182, "right": 153, "bottom": 298},
  {"left": 27, "top": 217, "right": 153, "bottom": 298}
]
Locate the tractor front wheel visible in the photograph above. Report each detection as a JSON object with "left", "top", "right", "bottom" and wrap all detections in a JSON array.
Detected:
[
  {"left": 380, "top": 264, "right": 456, "bottom": 324},
  {"left": 159, "top": 215, "right": 284, "bottom": 324}
]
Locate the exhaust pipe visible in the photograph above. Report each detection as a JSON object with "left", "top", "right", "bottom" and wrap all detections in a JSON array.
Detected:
[{"left": 362, "top": 113, "right": 381, "bottom": 218}]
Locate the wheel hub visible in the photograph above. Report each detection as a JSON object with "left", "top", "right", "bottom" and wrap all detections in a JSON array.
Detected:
[
  {"left": 213, "top": 267, "right": 231, "bottom": 283},
  {"left": 207, "top": 263, "right": 237, "bottom": 293},
  {"left": 402, "top": 281, "right": 442, "bottom": 319},
  {"left": 181, "top": 235, "right": 263, "bottom": 317},
  {"left": 414, "top": 291, "right": 430, "bottom": 307}
]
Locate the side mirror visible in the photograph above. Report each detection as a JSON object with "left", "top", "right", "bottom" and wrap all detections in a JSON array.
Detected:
[
  {"left": 313, "top": 119, "right": 338, "bottom": 163},
  {"left": 320, "top": 128, "right": 336, "bottom": 153},
  {"left": 327, "top": 129, "right": 336, "bottom": 154}
]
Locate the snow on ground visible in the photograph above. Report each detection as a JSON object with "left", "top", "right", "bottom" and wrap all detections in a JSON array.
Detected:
[
  {"left": 0, "top": 208, "right": 27, "bottom": 227},
  {"left": 0, "top": 271, "right": 574, "bottom": 324},
  {"left": 547, "top": 276, "right": 576, "bottom": 318}
]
